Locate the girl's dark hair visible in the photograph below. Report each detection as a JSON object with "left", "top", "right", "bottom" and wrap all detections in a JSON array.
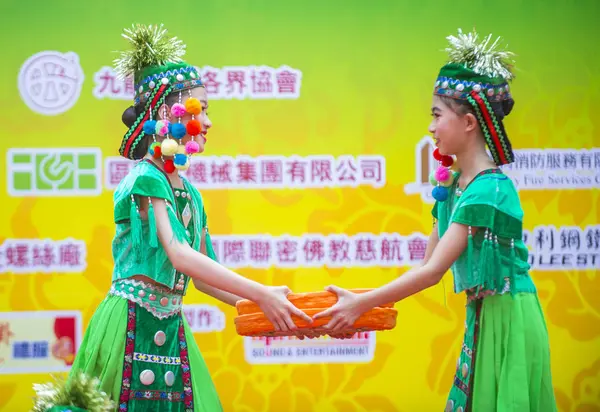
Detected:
[
  {"left": 121, "top": 94, "right": 180, "bottom": 160},
  {"left": 121, "top": 104, "right": 149, "bottom": 160},
  {"left": 439, "top": 95, "right": 515, "bottom": 165}
]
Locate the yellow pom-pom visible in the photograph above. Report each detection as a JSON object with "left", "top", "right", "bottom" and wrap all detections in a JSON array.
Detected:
[
  {"left": 175, "top": 159, "right": 190, "bottom": 171},
  {"left": 185, "top": 98, "right": 202, "bottom": 115},
  {"left": 176, "top": 144, "right": 186, "bottom": 155},
  {"left": 161, "top": 139, "right": 178, "bottom": 156}
]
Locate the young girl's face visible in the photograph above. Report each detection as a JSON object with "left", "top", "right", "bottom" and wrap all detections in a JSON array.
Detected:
[
  {"left": 428, "top": 95, "right": 466, "bottom": 156},
  {"left": 159, "top": 87, "right": 212, "bottom": 153},
  {"left": 179, "top": 87, "right": 212, "bottom": 153}
]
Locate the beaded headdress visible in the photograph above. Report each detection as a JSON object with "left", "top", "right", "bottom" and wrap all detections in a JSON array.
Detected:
[
  {"left": 115, "top": 24, "right": 204, "bottom": 171},
  {"left": 431, "top": 29, "right": 516, "bottom": 201}
]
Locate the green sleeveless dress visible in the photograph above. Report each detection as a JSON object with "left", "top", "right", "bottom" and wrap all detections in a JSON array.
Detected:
[
  {"left": 68, "top": 159, "right": 222, "bottom": 412},
  {"left": 433, "top": 169, "right": 557, "bottom": 412}
]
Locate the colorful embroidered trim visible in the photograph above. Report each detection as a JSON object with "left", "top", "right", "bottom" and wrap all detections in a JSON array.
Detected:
[
  {"left": 465, "top": 300, "right": 483, "bottom": 412},
  {"left": 454, "top": 375, "right": 469, "bottom": 396},
  {"left": 136, "top": 66, "right": 199, "bottom": 91},
  {"left": 133, "top": 352, "right": 181, "bottom": 365},
  {"left": 118, "top": 300, "right": 137, "bottom": 412},
  {"left": 129, "top": 390, "right": 184, "bottom": 402},
  {"left": 109, "top": 280, "right": 183, "bottom": 320},
  {"left": 466, "top": 277, "right": 511, "bottom": 304},
  {"left": 178, "top": 316, "right": 194, "bottom": 412},
  {"left": 135, "top": 79, "right": 203, "bottom": 106},
  {"left": 434, "top": 76, "right": 511, "bottom": 103}
]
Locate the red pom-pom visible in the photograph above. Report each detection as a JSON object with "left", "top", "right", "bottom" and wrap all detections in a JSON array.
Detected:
[
  {"left": 441, "top": 156, "right": 454, "bottom": 167},
  {"left": 433, "top": 148, "right": 442, "bottom": 161},
  {"left": 186, "top": 119, "right": 201, "bottom": 136},
  {"left": 164, "top": 159, "right": 176, "bottom": 173},
  {"left": 152, "top": 146, "right": 162, "bottom": 159}
]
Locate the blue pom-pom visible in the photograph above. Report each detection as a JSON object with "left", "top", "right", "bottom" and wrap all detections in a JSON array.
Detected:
[
  {"left": 174, "top": 153, "right": 187, "bottom": 166},
  {"left": 143, "top": 120, "right": 157, "bottom": 135},
  {"left": 171, "top": 123, "right": 186, "bottom": 139},
  {"left": 432, "top": 186, "right": 449, "bottom": 202}
]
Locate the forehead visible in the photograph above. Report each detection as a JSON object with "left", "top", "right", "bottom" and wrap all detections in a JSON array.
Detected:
[
  {"left": 188, "top": 86, "right": 208, "bottom": 102},
  {"left": 431, "top": 95, "right": 451, "bottom": 111}
]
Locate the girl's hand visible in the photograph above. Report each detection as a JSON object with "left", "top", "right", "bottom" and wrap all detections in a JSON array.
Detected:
[
  {"left": 313, "top": 285, "right": 369, "bottom": 333},
  {"left": 257, "top": 286, "right": 313, "bottom": 332}
]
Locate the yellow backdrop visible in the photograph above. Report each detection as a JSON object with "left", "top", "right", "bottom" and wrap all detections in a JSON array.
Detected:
[{"left": 0, "top": 0, "right": 599, "bottom": 410}]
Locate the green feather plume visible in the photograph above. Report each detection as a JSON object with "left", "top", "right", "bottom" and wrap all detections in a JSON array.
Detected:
[
  {"left": 113, "top": 23, "right": 186, "bottom": 80},
  {"left": 445, "top": 28, "right": 516, "bottom": 80},
  {"left": 31, "top": 371, "right": 115, "bottom": 412}
]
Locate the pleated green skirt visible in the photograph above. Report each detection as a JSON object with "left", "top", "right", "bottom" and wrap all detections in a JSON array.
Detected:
[
  {"left": 69, "top": 294, "right": 222, "bottom": 412},
  {"left": 446, "top": 292, "right": 557, "bottom": 411}
]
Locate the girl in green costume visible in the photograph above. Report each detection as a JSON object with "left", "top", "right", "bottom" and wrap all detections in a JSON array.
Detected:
[
  {"left": 62, "top": 24, "right": 312, "bottom": 412},
  {"left": 313, "top": 29, "right": 557, "bottom": 411}
]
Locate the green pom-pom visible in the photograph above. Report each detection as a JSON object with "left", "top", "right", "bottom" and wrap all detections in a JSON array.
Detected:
[{"left": 429, "top": 170, "right": 438, "bottom": 186}]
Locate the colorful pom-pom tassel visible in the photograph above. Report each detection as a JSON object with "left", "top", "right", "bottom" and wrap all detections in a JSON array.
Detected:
[
  {"left": 432, "top": 186, "right": 449, "bottom": 202},
  {"left": 439, "top": 171, "right": 455, "bottom": 187},
  {"left": 155, "top": 120, "right": 170, "bottom": 137},
  {"left": 186, "top": 119, "right": 201, "bottom": 136},
  {"left": 161, "top": 139, "right": 179, "bottom": 156},
  {"left": 185, "top": 98, "right": 202, "bottom": 115},
  {"left": 160, "top": 121, "right": 170, "bottom": 137},
  {"left": 434, "top": 165, "right": 450, "bottom": 182},
  {"left": 185, "top": 140, "right": 200, "bottom": 154},
  {"left": 174, "top": 153, "right": 188, "bottom": 166},
  {"left": 433, "top": 148, "right": 442, "bottom": 161},
  {"left": 143, "top": 120, "right": 157, "bottom": 135},
  {"left": 441, "top": 155, "right": 454, "bottom": 167},
  {"left": 175, "top": 159, "right": 190, "bottom": 171},
  {"left": 429, "top": 170, "right": 438, "bottom": 186},
  {"left": 148, "top": 141, "right": 161, "bottom": 157},
  {"left": 171, "top": 123, "right": 186, "bottom": 139},
  {"left": 164, "top": 159, "right": 176, "bottom": 173},
  {"left": 155, "top": 120, "right": 164, "bottom": 135},
  {"left": 171, "top": 103, "right": 187, "bottom": 118}
]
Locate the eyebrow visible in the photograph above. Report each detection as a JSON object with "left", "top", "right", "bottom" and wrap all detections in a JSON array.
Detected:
[
  {"left": 200, "top": 100, "right": 208, "bottom": 106},
  {"left": 431, "top": 106, "right": 441, "bottom": 113}
]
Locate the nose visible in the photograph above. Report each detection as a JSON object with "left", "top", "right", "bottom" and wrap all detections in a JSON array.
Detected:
[
  {"left": 202, "top": 114, "right": 212, "bottom": 132},
  {"left": 428, "top": 120, "right": 436, "bottom": 134}
]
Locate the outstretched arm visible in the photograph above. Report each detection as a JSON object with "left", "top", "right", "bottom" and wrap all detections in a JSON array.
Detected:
[
  {"left": 148, "top": 197, "right": 312, "bottom": 331},
  {"left": 314, "top": 223, "right": 469, "bottom": 332},
  {"left": 360, "top": 222, "right": 466, "bottom": 306},
  {"left": 192, "top": 228, "right": 243, "bottom": 306}
]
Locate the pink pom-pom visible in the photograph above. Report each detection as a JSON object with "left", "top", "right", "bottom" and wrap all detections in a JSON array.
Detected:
[
  {"left": 434, "top": 166, "right": 450, "bottom": 182},
  {"left": 171, "top": 103, "right": 187, "bottom": 118},
  {"left": 159, "top": 121, "right": 170, "bottom": 136},
  {"left": 185, "top": 140, "right": 200, "bottom": 154}
]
